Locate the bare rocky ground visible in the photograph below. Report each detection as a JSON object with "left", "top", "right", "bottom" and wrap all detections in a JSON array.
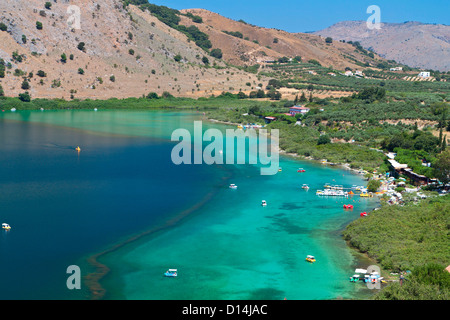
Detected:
[{"left": 0, "top": 0, "right": 263, "bottom": 99}]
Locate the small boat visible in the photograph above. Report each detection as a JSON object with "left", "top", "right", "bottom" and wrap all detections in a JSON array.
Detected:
[
  {"left": 360, "top": 212, "right": 368, "bottom": 217},
  {"left": 278, "top": 168, "right": 282, "bottom": 172},
  {"left": 297, "top": 168, "right": 306, "bottom": 173},
  {"left": 360, "top": 192, "right": 373, "bottom": 198},
  {"left": 261, "top": 200, "right": 267, "bottom": 207},
  {"left": 164, "top": 269, "right": 178, "bottom": 277},
  {"left": 75, "top": 146, "right": 81, "bottom": 152},
  {"left": 2, "top": 223, "right": 11, "bottom": 230},
  {"left": 229, "top": 184, "right": 238, "bottom": 189},
  {"left": 306, "top": 255, "right": 316, "bottom": 263},
  {"left": 343, "top": 204, "right": 354, "bottom": 209},
  {"left": 302, "top": 184, "right": 309, "bottom": 190},
  {"left": 350, "top": 274, "right": 362, "bottom": 282}
]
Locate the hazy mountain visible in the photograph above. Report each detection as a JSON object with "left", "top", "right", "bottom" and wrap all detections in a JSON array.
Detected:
[{"left": 315, "top": 21, "right": 450, "bottom": 72}]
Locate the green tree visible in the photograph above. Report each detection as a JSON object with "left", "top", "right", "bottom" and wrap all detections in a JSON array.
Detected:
[
  {"left": 78, "top": 68, "right": 84, "bottom": 75},
  {"left": 45, "top": 2, "right": 52, "bottom": 9},
  {"left": 299, "top": 92, "right": 307, "bottom": 102},
  {"left": 146, "top": 92, "right": 159, "bottom": 99},
  {"left": 210, "top": 48, "right": 223, "bottom": 59},
  {"left": 317, "top": 135, "right": 331, "bottom": 145},
  {"left": 434, "top": 150, "right": 450, "bottom": 184},
  {"left": 367, "top": 179, "right": 382, "bottom": 192},
  {"left": 18, "top": 91, "right": 31, "bottom": 102},
  {"left": 61, "top": 53, "right": 67, "bottom": 63},
  {"left": 237, "top": 91, "right": 247, "bottom": 99},
  {"left": 325, "top": 37, "right": 333, "bottom": 44},
  {"left": 77, "top": 42, "right": 85, "bottom": 52},
  {"left": 21, "top": 79, "right": 30, "bottom": 90},
  {"left": 36, "top": 21, "right": 43, "bottom": 30},
  {"left": 0, "top": 22, "right": 8, "bottom": 31},
  {"left": 0, "top": 84, "right": 4, "bottom": 97},
  {"left": 174, "top": 54, "right": 182, "bottom": 62},
  {"left": 202, "top": 56, "right": 209, "bottom": 65}
]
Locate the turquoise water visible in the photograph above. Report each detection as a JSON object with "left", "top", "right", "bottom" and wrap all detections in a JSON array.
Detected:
[{"left": 0, "top": 110, "right": 378, "bottom": 300}]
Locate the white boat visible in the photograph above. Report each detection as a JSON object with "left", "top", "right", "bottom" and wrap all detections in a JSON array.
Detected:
[
  {"left": 261, "top": 200, "right": 267, "bottom": 206},
  {"left": 302, "top": 184, "right": 309, "bottom": 190},
  {"left": 164, "top": 269, "right": 177, "bottom": 277},
  {"left": 316, "top": 189, "right": 348, "bottom": 197},
  {"left": 10, "top": 108, "right": 16, "bottom": 112},
  {"left": 2, "top": 223, "right": 11, "bottom": 230},
  {"left": 229, "top": 184, "right": 238, "bottom": 189}
]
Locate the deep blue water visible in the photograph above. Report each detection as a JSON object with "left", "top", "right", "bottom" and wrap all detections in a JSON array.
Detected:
[{"left": 0, "top": 116, "right": 224, "bottom": 299}]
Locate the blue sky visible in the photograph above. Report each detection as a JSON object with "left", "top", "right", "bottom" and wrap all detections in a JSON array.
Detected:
[{"left": 148, "top": 0, "right": 449, "bottom": 32}]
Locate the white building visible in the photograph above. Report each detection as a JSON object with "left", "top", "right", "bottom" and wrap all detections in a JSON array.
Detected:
[
  {"left": 390, "top": 67, "right": 403, "bottom": 71},
  {"left": 418, "top": 71, "right": 431, "bottom": 78}
]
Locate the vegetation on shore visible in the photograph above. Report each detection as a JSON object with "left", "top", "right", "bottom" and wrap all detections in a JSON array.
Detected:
[{"left": 342, "top": 195, "right": 450, "bottom": 300}]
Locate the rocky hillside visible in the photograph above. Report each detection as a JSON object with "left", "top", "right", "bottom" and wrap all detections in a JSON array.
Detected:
[
  {"left": 315, "top": 21, "right": 450, "bottom": 72},
  {"left": 0, "top": 0, "right": 262, "bottom": 99},
  {"left": 180, "top": 9, "right": 383, "bottom": 70}
]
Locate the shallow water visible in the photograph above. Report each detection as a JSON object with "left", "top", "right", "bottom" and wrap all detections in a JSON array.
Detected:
[{"left": 0, "top": 110, "right": 378, "bottom": 300}]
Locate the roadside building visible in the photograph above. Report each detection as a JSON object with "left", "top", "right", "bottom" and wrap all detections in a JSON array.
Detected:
[{"left": 289, "top": 106, "right": 310, "bottom": 116}]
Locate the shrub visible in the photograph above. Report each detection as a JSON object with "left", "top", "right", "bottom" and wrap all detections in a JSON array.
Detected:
[
  {"left": 210, "top": 48, "right": 223, "bottom": 59},
  {"left": 21, "top": 80, "right": 30, "bottom": 90},
  {"left": 0, "top": 22, "right": 7, "bottom": 32},
  {"left": 61, "top": 53, "right": 67, "bottom": 63},
  {"left": 37, "top": 70, "right": 47, "bottom": 77},
  {"left": 109, "top": 75, "right": 115, "bottom": 82},
  {"left": 18, "top": 91, "right": 31, "bottom": 102},
  {"left": 128, "top": 49, "right": 135, "bottom": 55},
  {"left": 45, "top": 2, "right": 52, "bottom": 10},
  {"left": 77, "top": 42, "right": 85, "bottom": 52},
  {"left": 191, "top": 15, "right": 203, "bottom": 23},
  {"left": 78, "top": 68, "right": 84, "bottom": 75},
  {"left": 146, "top": 92, "right": 159, "bottom": 99},
  {"left": 36, "top": 21, "right": 43, "bottom": 30}
]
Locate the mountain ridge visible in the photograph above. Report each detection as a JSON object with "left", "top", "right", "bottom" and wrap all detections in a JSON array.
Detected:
[{"left": 314, "top": 20, "right": 450, "bottom": 72}]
